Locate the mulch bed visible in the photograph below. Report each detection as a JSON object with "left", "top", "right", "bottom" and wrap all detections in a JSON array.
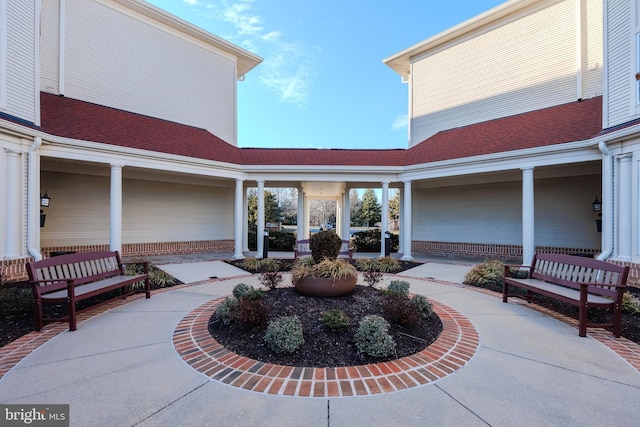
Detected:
[{"left": 208, "top": 285, "right": 443, "bottom": 367}]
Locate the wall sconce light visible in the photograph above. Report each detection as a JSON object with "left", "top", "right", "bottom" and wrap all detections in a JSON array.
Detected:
[
  {"left": 592, "top": 197, "right": 601, "bottom": 213},
  {"left": 40, "top": 191, "right": 51, "bottom": 207}
]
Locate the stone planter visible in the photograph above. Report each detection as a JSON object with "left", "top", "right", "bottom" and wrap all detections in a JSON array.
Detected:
[{"left": 293, "top": 275, "right": 357, "bottom": 297}]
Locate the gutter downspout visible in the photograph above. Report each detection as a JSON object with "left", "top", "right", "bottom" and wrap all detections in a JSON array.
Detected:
[
  {"left": 597, "top": 140, "right": 613, "bottom": 260},
  {"left": 28, "top": 137, "right": 42, "bottom": 261}
]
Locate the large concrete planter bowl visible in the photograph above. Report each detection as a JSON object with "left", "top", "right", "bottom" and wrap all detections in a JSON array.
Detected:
[{"left": 293, "top": 276, "right": 357, "bottom": 297}]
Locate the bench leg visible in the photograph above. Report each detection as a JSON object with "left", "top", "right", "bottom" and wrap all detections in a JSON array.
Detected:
[
  {"left": 67, "top": 297, "right": 77, "bottom": 332},
  {"left": 578, "top": 292, "right": 588, "bottom": 337},
  {"left": 33, "top": 299, "right": 43, "bottom": 332},
  {"left": 502, "top": 282, "right": 509, "bottom": 303},
  {"left": 613, "top": 305, "right": 622, "bottom": 338},
  {"left": 145, "top": 277, "right": 151, "bottom": 299}
]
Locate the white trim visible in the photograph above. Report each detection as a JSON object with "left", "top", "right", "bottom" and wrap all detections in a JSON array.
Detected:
[{"left": 0, "top": 0, "right": 8, "bottom": 110}]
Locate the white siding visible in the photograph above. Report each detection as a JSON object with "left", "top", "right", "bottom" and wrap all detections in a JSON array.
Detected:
[
  {"left": 2, "top": 0, "right": 37, "bottom": 123},
  {"left": 581, "top": 0, "right": 603, "bottom": 99},
  {"left": 40, "top": 0, "right": 61, "bottom": 95},
  {"left": 410, "top": 0, "right": 581, "bottom": 146},
  {"left": 62, "top": 0, "right": 237, "bottom": 144},
  {"left": 40, "top": 171, "right": 234, "bottom": 246},
  {"left": 412, "top": 175, "right": 601, "bottom": 249},
  {"left": 605, "top": 0, "right": 633, "bottom": 127}
]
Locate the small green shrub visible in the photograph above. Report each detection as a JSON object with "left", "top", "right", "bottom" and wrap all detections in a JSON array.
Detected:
[
  {"left": 0, "top": 286, "right": 32, "bottom": 317},
  {"left": 309, "top": 231, "right": 343, "bottom": 262},
  {"left": 149, "top": 269, "right": 176, "bottom": 287},
  {"left": 268, "top": 231, "right": 296, "bottom": 251},
  {"left": 463, "top": 260, "right": 505, "bottom": 289},
  {"left": 232, "top": 283, "right": 252, "bottom": 298},
  {"left": 622, "top": 291, "right": 640, "bottom": 315},
  {"left": 351, "top": 229, "right": 399, "bottom": 252},
  {"left": 243, "top": 288, "right": 264, "bottom": 300},
  {"left": 354, "top": 315, "right": 396, "bottom": 358},
  {"left": 264, "top": 315, "right": 305, "bottom": 353},
  {"left": 410, "top": 295, "right": 434, "bottom": 319},
  {"left": 321, "top": 309, "right": 350, "bottom": 331},
  {"left": 384, "top": 280, "right": 410, "bottom": 298},
  {"left": 214, "top": 297, "right": 239, "bottom": 325},
  {"left": 376, "top": 257, "right": 401, "bottom": 273}
]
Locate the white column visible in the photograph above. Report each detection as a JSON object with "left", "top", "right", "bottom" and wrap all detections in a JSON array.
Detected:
[
  {"left": 618, "top": 154, "right": 632, "bottom": 259},
  {"left": 401, "top": 180, "right": 413, "bottom": 260},
  {"left": 342, "top": 189, "right": 351, "bottom": 239},
  {"left": 398, "top": 186, "right": 404, "bottom": 257},
  {"left": 233, "top": 179, "right": 244, "bottom": 259},
  {"left": 110, "top": 164, "right": 124, "bottom": 253},
  {"left": 243, "top": 189, "right": 249, "bottom": 252},
  {"left": 521, "top": 167, "right": 535, "bottom": 265},
  {"left": 4, "top": 150, "right": 20, "bottom": 258},
  {"left": 381, "top": 182, "right": 389, "bottom": 257},
  {"left": 304, "top": 195, "right": 311, "bottom": 239},
  {"left": 296, "top": 187, "right": 304, "bottom": 240},
  {"left": 256, "top": 180, "right": 265, "bottom": 258}
]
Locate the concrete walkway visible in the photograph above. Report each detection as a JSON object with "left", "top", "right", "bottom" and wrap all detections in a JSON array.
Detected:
[{"left": 0, "top": 257, "right": 639, "bottom": 426}]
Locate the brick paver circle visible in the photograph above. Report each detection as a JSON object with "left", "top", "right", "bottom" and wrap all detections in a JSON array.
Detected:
[{"left": 173, "top": 296, "right": 479, "bottom": 397}]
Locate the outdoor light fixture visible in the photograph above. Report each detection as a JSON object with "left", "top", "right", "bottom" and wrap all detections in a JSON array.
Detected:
[
  {"left": 40, "top": 191, "right": 51, "bottom": 207},
  {"left": 592, "top": 197, "right": 601, "bottom": 213}
]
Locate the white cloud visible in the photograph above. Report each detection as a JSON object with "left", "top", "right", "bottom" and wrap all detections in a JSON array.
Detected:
[
  {"left": 189, "top": 0, "right": 315, "bottom": 107},
  {"left": 391, "top": 114, "right": 408, "bottom": 130}
]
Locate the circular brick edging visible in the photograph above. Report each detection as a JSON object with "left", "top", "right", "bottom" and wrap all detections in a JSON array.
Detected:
[{"left": 173, "top": 297, "right": 479, "bottom": 397}]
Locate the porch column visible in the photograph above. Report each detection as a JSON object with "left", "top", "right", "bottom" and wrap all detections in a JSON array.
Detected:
[
  {"left": 381, "top": 181, "right": 389, "bottom": 257},
  {"left": 401, "top": 180, "right": 413, "bottom": 260},
  {"left": 110, "top": 164, "right": 123, "bottom": 253},
  {"left": 617, "top": 154, "right": 632, "bottom": 260},
  {"left": 4, "top": 150, "right": 20, "bottom": 258},
  {"left": 233, "top": 179, "right": 244, "bottom": 259},
  {"left": 256, "top": 180, "right": 265, "bottom": 258},
  {"left": 342, "top": 189, "right": 350, "bottom": 240},
  {"left": 521, "top": 167, "right": 535, "bottom": 265},
  {"left": 398, "top": 186, "right": 404, "bottom": 257},
  {"left": 243, "top": 189, "right": 249, "bottom": 252},
  {"left": 296, "top": 187, "right": 304, "bottom": 240}
]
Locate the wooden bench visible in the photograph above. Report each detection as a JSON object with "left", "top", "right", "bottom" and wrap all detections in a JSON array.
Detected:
[
  {"left": 26, "top": 250, "right": 150, "bottom": 331},
  {"left": 503, "top": 253, "right": 629, "bottom": 337},
  {"left": 294, "top": 239, "right": 353, "bottom": 260}
]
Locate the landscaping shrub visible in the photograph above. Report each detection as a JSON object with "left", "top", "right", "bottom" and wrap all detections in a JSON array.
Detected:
[
  {"left": 354, "top": 315, "right": 396, "bottom": 358},
  {"left": 356, "top": 257, "right": 399, "bottom": 287},
  {"left": 313, "top": 258, "right": 358, "bottom": 282},
  {"left": 383, "top": 295, "right": 419, "bottom": 324},
  {"left": 384, "top": 280, "right": 410, "bottom": 298},
  {"left": 264, "top": 315, "right": 305, "bottom": 353},
  {"left": 232, "top": 283, "right": 253, "bottom": 298},
  {"left": 622, "top": 291, "right": 640, "bottom": 315},
  {"left": 258, "top": 258, "right": 282, "bottom": 272},
  {"left": 410, "top": 295, "right": 434, "bottom": 319},
  {"left": 376, "top": 256, "right": 401, "bottom": 273},
  {"left": 309, "top": 231, "right": 342, "bottom": 262},
  {"left": 259, "top": 271, "right": 283, "bottom": 290},
  {"left": 241, "top": 257, "right": 261, "bottom": 273},
  {"left": 236, "top": 289, "right": 268, "bottom": 325},
  {"left": 268, "top": 231, "right": 296, "bottom": 251},
  {"left": 463, "top": 260, "right": 505, "bottom": 290},
  {"left": 351, "top": 229, "right": 399, "bottom": 252},
  {"left": 321, "top": 309, "right": 350, "bottom": 331},
  {"left": 0, "top": 286, "right": 32, "bottom": 317},
  {"left": 214, "top": 297, "right": 239, "bottom": 325}
]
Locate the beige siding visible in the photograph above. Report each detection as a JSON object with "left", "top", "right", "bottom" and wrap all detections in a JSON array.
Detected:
[
  {"left": 605, "top": 0, "right": 633, "bottom": 127},
  {"left": 412, "top": 175, "right": 601, "bottom": 248},
  {"left": 62, "top": 0, "right": 237, "bottom": 144},
  {"left": 2, "top": 0, "right": 37, "bottom": 123},
  {"left": 581, "top": 0, "right": 603, "bottom": 99},
  {"left": 40, "top": 0, "right": 61, "bottom": 95},
  {"left": 410, "top": 0, "right": 581, "bottom": 146},
  {"left": 40, "top": 171, "right": 234, "bottom": 247}
]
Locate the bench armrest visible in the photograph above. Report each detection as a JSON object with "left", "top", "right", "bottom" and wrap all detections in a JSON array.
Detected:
[{"left": 30, "top": 278, "right": 76, "bottom": 295}]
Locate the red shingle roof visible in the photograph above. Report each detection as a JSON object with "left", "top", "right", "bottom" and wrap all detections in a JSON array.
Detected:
[{"left": 39, "top": 93, "right": 602, "bottom": 167}]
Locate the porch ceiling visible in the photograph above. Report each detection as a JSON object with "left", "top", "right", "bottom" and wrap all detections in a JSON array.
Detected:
[{"left": 301, "top": 181, "right": 346, "bottom": 197}]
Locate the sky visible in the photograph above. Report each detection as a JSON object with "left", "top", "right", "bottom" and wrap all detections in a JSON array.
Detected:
[{"left": 146, "top": 0, "right": 506, "bottom": 150}]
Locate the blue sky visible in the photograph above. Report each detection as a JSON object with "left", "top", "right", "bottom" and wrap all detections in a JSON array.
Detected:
[{"left": 146, "top": 0, "right": 506, "bottom": 149}]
